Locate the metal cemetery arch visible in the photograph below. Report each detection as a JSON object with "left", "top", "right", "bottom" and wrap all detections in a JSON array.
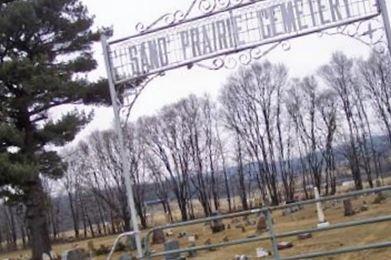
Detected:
[{"left": 101, "top": 0, "right": 391, "bottom": 258}]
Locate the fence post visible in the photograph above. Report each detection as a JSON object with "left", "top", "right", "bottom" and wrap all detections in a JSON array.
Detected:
[{"left": 265, "top": 209, "right": 280, "bottom": 260}]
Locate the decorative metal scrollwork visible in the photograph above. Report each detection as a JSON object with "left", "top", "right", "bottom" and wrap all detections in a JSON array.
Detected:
[
  {"left": 319, "top": 17, "right": 387, "bottom": 54},
  {"left": 135, "top": 0, "right": 257, "bottom": 33},
  {"left": 196, "top": 42, "right": 283, "bottom": 70},
  {"left": 133, "top": 0, "right": 387, "bottom": 73}
]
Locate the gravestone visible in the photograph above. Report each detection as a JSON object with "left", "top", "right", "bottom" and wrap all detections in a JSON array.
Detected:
[
  {"left": 164, "top": 240, "right": 180, "bottom": 260},
  {"left": 119, "top": 254, "right": 136, "bottom": 260},
  {"left": 165, "top": 229, "right": 174, "bottom": 237},
  {"left": 256, "top": 214, "right": 267, "bottom": 233},
  {"left": 188, "top": 235, "right": 196, "bottom": 243},
  {"left": 240, "top": 226, "right": 246, "bottom": 233},
  {"left": 298, "top": 233, "right": 312, "bottom": 240},
  {"left": 314, "top": 187, "right": 330, "bottom": 228},
  {"left": 177, "top": 232, "right": 187, "bottom": 238},
  {"left": 343, "top": 199, "right": 354, "bottom": 216},
  {"left": 61, "top": 248, "right": 89, "bottom": 260},
  {"left": 256, "top": 248, "right": 270, "bottom": 258},
  {"left": 152, "top": 229, "right": 166, "bottom": 244},
  {"left": 277, "top": 241, "right": 293, "bottom": 250},
  {"left": 210, "top": 212, "right": 225, "bottom": 233}
]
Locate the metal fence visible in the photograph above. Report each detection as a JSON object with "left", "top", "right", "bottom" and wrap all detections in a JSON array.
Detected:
[{"left": 108, "top": 185, "right": 391, "bottom": 259}]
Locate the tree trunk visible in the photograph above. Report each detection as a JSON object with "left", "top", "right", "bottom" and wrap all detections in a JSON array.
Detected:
[
  {"left": 24, "top": 179, "right": 51, "bottom": 260},
  {"left": 67, "top": 192, "right": 79, "bottom": 238}
]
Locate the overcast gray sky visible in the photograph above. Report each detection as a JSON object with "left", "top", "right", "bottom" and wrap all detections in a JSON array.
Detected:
[{"left": 56, "top": 0, "right": 390, "bottom": 144}]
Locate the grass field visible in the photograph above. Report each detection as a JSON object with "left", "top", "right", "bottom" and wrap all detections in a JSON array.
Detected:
[{"left": 1, "top": 190, "right": 390, "bottom": 260}]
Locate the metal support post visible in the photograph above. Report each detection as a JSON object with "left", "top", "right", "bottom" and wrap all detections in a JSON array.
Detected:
[
  {"left": 379, "top": 0, "right": 391, "bottom": 53},
  {"left": 101, "top": 34, "right": 143, "bottom": 258},
  {"left": 265, "top": 209, "right": 280, "bottom": 260}
]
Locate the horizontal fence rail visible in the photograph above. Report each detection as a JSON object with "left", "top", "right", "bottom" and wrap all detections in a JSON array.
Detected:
[
  {"left": 106, "top": 185, "right": 391, "bottom": 259},
  {"left": 144, "top": 215, "right": 391, "bottom": 259}
]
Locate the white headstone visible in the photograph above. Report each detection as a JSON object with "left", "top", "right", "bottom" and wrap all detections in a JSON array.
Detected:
[
  {"left": 314, "top": 187, "right": 330, "bottom": 228},
  {"left": 256, "top": 248, "right": 269, "bottom": 257},
  {"left": 188, "top": 235, "right": 196, "bottom": 243}
]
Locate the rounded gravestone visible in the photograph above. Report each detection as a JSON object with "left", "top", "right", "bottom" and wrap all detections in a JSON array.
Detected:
[
  {"left": 210, "top": 212, "right": 225, "bottom": 233},
  {"left": 61, "top": 249, "right": 88, "bottom": 260},
  {"left": 152, "top": 229, "right": 166, "bottom": 244},
  {"left": 343, "top": 199, "right": 354, "bottom": 216},
  {"left": 256, "top": 214, "right": 267, "bottom": 233},
  {"left": 164, "top": 239, "right": 180, "bottom": 260}
]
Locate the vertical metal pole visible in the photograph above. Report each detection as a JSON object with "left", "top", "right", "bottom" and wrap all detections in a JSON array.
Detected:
[
  {"left": 379, "top": 0, "right": 391, "bottom": 53},
  {"left": 101, "top": 34, "right": 143, "bottom": 258},
  {"left": 265, "top": 209, "right": 280, "bottom": 260}
]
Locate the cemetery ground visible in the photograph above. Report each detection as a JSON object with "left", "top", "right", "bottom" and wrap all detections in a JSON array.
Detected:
[{"left": 1, "top": 186, "right": 390, "bottom": 259}]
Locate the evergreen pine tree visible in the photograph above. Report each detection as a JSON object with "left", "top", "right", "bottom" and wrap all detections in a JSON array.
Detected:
[{"left": 0, "top": 0, "right": 111, "bottom": 258}]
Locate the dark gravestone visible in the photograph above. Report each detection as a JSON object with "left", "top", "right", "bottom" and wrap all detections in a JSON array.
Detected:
[
  {"left": 256, "top": 214, "right": 267, "bottom": 233},
  {"left": 177, "top": 232, "right": 187, "bottom": 238},
  {"left": 298, "top": 233, "right": 312, "bottom": 240},
  {"left": 210, "top": 212, "right": 225, "bottom": 233},
  {"left": 152, "top": 229, "right": 166, "bottom": 244},
  {"left": 62, "top": 249, "right": 88, "bottom": 260},
  {"left": 277, "top": 241, "right": 293, "bottom": 250},
  {"left": 164, "top": 240, "right": 180, "bottom": 260},
  {"left": 343, "top": 199, "right": 354, "bottom": 216}
]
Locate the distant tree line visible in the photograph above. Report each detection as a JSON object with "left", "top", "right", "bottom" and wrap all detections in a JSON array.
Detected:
[{"left": 1, "top": 51, "right": 391, "bottom": 252}]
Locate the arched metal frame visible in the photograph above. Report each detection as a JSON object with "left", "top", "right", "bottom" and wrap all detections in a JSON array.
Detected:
[
  {"left": 127, "top": 0, "right": 390, "bottom": 74},
  {"left": 101, "top": 0, "right": 391, "bottom": 258}
]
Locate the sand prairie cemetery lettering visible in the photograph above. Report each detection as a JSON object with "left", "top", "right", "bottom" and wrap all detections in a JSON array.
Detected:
[{"left": 107, "top": 0, "right": 379, "bottom": 83}]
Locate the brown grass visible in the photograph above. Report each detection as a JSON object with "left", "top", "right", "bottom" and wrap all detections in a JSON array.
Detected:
[{"left": 1, "top": 191, "right": 390, "bottom": 259}]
